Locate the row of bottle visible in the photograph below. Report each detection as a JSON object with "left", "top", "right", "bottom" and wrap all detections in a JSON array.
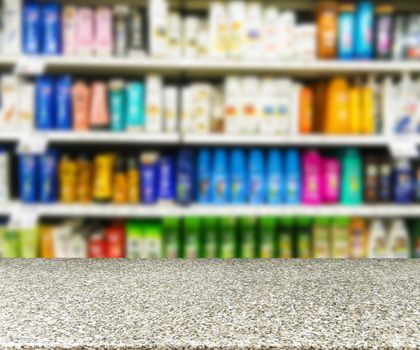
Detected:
[
  {"left": 4, "top": 73, "right": 418, "bottom": 136},
  {"left": 317, "top": 2, "right": 420, "bottom": 60},
  {"left": 1, "top": 217, "right": 419, "bottom": 259},
  {"left": 14, "top": 148, "right": 420, "bottom": 205}
]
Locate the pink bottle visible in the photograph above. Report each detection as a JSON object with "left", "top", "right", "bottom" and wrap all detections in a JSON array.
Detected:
[
  {"left": 76, "top": 7, "right": 94, "bottom": 56},
  {"left": 302, "top": 150, "right": 322, "bottom": 205},
  {"left": 322, "top": 157, "right": 341, "bottom": 204},
  {"left": 95, "top": 7, "right": 113, "bottom": 56}
]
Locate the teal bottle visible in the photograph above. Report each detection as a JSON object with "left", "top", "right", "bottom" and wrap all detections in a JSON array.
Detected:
[{"left": 341, "top": 149, "right": 363, "bottom": 205}]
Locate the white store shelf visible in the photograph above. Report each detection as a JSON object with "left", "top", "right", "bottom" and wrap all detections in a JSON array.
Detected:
[
  {"left": 182, "top": 134, "right": 391, "bottom": 146},
  {"left": 16, "top": 204, "right": 420, "bottom": 218}
]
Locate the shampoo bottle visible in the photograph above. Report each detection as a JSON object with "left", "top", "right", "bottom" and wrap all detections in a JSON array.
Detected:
[
  {"left": 197, "top": 149, "right": 212, "bottom": 204},
  {"left": 368, "top": 219, "right": 388, "bottom": 258},
  {"left": 285, "top": 149, "right": 301, "bottom": 204},
  {"left": 126, "top": 82, "right": 145, "bottom": 131},
  {"left": 393, "top": 159, "right": 414, "bottom": 204},
  {"left": 109, "top": 80, "right": 126, "bottom": 132},
  {"left": 387, "top": 219, "right": 410, "bottom": 258},
  {"left": 230, "top": 149, "right": 247, "bottom": 204},
  {"left": 341, "top": 149, "right": 363, "bottom": 205},
  {"left": 267, "top": 149, "right": 284, "bottom": 204},
  {"left": 211, "top": 148, "right": 229, "bottom": 204},
  {"left": 355, "top": 1, "right": 374, "bottom": 59},
  {"left": 176, "top": 149, "right": 194, "bottom": 206},
  {"left": 36, "top": 76, "right": 55, "bottom": 130},
  {"left": 55, "top": 76, "right": 73, "bottom": 130},
  {"left": 302, "top": 149, "right": 322, "bottom": 205},
  {"left": 249, "top": 149, "right": 266, "bottom": 204},
  {"left": 322, "top": 157, "right": 340, "bottom": 204}
]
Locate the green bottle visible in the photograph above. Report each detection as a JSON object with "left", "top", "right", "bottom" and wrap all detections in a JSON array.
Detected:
[
  {"left": 19, "top": 228, "right": 39, "bottom": 258},
  {"left": 184, "top": 217, "right": 201, "bottom": 259},
  {"left": 163, "top": 218, "right": 181, "bottom": 258},
  {"left": 239, "top": 217, "right": 256, "bottom": 258},
  {"left": 341, "top": 149, "right": 363, "bottom": 205},
  {"left": 411, "top": 220, "right": 420, "bottom": 258},
  {"left": 144, "top": 222, "right": 163, "bottom": 259},
  {"left": 1, "top": 229, "right": 20, "bottom": 258},
  {"left": 296, "top": 217, "right": 312, "bottom": 259},
  {"left": 203, "top": 217, "right": 218, "bottom": 258},
  {"left": 259, "top": 217, "right": 276, "bottom": 258},
  {"left": 125, "top": 220, "right": 144, "bottom": 258},
  {"left": 220, "top": 217, "right": 237, "bottom": 258},
  {"left": 331, "top": 217, "right": 350, "bottom": 258},
  {"left": 277, "top": 218, "right": 294, "bottom": 258},
  {"left": 312, "top": 218, "right": 331, "bottom": 259}
]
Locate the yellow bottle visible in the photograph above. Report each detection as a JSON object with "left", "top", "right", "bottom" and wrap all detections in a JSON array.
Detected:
[
  {"left": 361, "top": 80, "right": 375, "bottom": 134},
  {"left": 76, "top": 155, "right": 92, "bottom": 204},
  {"left": 127, "top": 156, "right": 140, "bottom": 204},
  {"left": 93, "top": 154, "right": 115, "bottom": 203},
  {"left": 325, "top": 78, "right": 350, "bottom": 134},
  {"left": 348, "top": 84, "right": 362, "bottom": 134},
  {"left": 112, "top": 157, "right": 129, "bottom": 204},
  {"left": 59, "top": 155, "right": 77, "bottom": 203},
  {"left": 40, "top": 225, "right": 54, "bottom": 258}
]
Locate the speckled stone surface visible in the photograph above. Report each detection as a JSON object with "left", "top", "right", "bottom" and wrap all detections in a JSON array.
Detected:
[{"left": 0, "top": 260, "right": 419, "bottom": 350}]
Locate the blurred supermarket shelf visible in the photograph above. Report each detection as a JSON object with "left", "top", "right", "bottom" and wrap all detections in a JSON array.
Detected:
[
  {"left": 10, "top": 204, "right": 420, "bottom": 218},
  {"left": 6, "top": 56, "right": 420, "bottom": 76}
]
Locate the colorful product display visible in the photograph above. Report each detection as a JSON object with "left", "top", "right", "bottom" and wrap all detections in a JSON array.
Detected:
[
  {"left": 16, "top": 148, "right": 420, "bottom": 206},
  {"left": 0, "top": 217, "right": 418, "bottom": 259}
]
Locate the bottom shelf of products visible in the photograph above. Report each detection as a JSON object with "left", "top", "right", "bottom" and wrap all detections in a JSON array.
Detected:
[{"left": 1, "top": 216, "right": 419, "bottom": 259}]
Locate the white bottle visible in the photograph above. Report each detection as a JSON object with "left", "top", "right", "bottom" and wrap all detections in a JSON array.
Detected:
[
  {"left": 262, "top": 7, "right": 280, "bottom": 60},
  {"left": 62, "top": 5, "right": 78, "bottom": 56},
  {"left": 275, "top": 79, "right": 294, "bottom": 135},
  {"left": 0, "top": 75, "right": 20, "bottom": 131},
  {"left": 2, "top": 0, "right": 21, "bottom": 55},
  {"left": 244, "top": 2, "right": 263, "bottom": 60},
  {"left": 183, "top": 17, "right": 201, "bottom": 59},
  {"left": 181, "top": 86, "right": 193, "bottom": 133},
  {"left": 68, "top": 233, "right": 88, "bottom": 258},
  {"left": 148, "top": 0, "right": 168, "bottom": 58},
  {"left": 368, "top": 220, "right": 388, "bottom": 258},
  {"left": 259, "top": 77, "right": 277, "bottom": 135},
  {"left": 278, "top": 11, "right": 296, "bottom": 60},
  {"left": 18, "top": 82, "right": 35, "bottom": 132},
  {"left": 396, "top": 74, "right": 417, "bottom": 135},
  {"left": 241, "top": 76, "right": 260, "bottom": 134},
  {"left": 167, "top": 13, "right": 182, "bottom": 59},
  {"left": 295, "top": 24, "right": 317, "bottom": 62},
  {"left": 224, "top": 76, "right": 242, "bottom": 134},
  {"left": 145, "top": 75, "right": 163, "bottom": 133},
  {"left": 0, "top": 151, "right": 10, "bottom": 203},
  {"left": 209, "top": 2, "right": 228, "bottom": 59},
  {"left": 387, "top": 219, "right": 410, "bottom": 259},
  {"left": 191, "top": 83, "right": 212, "bottom": 134},
  {"left": 227, "top": 1, "right": 246, "bottom": 59},
  {"left": 163, "top": 86, "right": 179, "bottom": 133}
]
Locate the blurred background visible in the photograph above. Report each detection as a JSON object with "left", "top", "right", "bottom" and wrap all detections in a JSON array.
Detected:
[{"left": 0, "top": 0, "right": 419, "bottom": 259}]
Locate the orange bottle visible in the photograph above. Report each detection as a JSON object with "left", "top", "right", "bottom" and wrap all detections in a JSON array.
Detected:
[
  {"left": 72, "top": 81, "right": 91, "bottom": 131},
  {"left": 349, "top": 218, "right": 368, "bottom": 258},
  {"left": 325, "top": 78, "right": 350, "bottom": 134},
  {"left": 59, "top": 154, "right": 77, "bottom": 203},
  {"left": 313, "top": 81, "right": 327, "bottom": 133},
  {"left": 299, "top": 86, "right": 314, "bottom": 134},
  {"left": 112, "top": 157, "right": 129, "bottom": 204},
  {"left": 76, "top": 155, "right": 93, "bottom": 203},
  {"left": 317, "top": 1, "right": 338, "bottom": 59},
  {"left": 90, "top": 81, "right": 110, "bottom": 129},
  {"left": 40, "top": 225, "right": 54, "bottom": 258}
]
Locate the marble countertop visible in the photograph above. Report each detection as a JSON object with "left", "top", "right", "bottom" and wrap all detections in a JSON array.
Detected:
[{"left": 0, "top": 259, "right": 419, "bottom": 350}]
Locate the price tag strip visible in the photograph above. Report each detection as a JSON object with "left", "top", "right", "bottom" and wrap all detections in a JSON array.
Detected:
[
  {"left": 389, "top": 137, "right": 419, "bottom": 159},
  {"left": 8, "top": 205, "right": 39, "bottom": 230},
  {"left": 14, "top": 56, "right": 46, "bottom": 76},
  {"left": 16, "top": 133, "right": 48, "bottom": 154}
]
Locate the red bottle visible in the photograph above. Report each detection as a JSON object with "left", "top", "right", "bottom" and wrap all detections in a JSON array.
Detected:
[
  {"left": 105, "top": 221, "right": 125, "bottom": 258},
  {"left": 88, "top": 233, "right": 106, "bottom": 258}
]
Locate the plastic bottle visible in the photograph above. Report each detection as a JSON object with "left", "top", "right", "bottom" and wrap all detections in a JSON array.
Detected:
[
  {"left": 325, "top": 78, "right": 350, "bottom": 134},
  {"left": 299, "top": 86, "right": 314, "bottom": 134},
  {"left": 340, "top": 149, "right": 363, "bottom": 205},
  {"left": 39, "top": 151, "right": 58, "bottom": 203},
  {"left": 19, "top": 154, "right": 38, "bottom": 203},
  {"left": 55, "top": 76, "right": 73, "bottom": 130},
  {"left": 355, "top": 1, "right": 374, "bottom": 59},
  {"left": 219, "top": 217, "right": 237, "bottom": 258},
  {"left": 368, "top": 219, "right": 388, "bottom": 258},
  {"left": 90, "top": 81, "right": 110, "bottom": 129},
  {"left": 162, "top": 218, "right": 180, "bottom": 258},
  {"left": 239, "top": 217, "right": 256, "bottom": 258},
  {"left": 76, "top": 155, "right": 92, "bottom": 203},
  {"left": 183, "top": 218, "right": 201, "bottom": 259},
  {"left": 392, "top": 15, "right": 407, "bottom": 60},
  {"left": 375, "top": 5, "right": 394, "bottom": 59},
  {"left": 112, "top": 157, "right": 128, "bottom": 204},
  {"left": 338, "top": 4, "right": 355, "bottom": 60},
  {"left": 249, "top": 149, "right": 266, "bottom": 204},
  {"left": 331, "top": 217, "right": 349, "bottom": 258},
  {"left": 277, "top": 218, "right": 293, "bottom": 258},
  {"left": 302, "top": 150, "right": 322, "bottom": 205},
  {"left": 285, "top": 149, "right": 301, "bottom": 204},
  {"left": 140, "top": 152, "right": 159, "bottom": 205},
  {"left": 348, "top": 83, "right": 362, "bottom": 134},
  {"left": 42, "top": 3, "right": 61, "bottom": 55},
  {"left": 363, "top": 156, "right": 379, "bottom": 204},
  {"left": 176, "top": 149, "right": 194, "bottom": 206},
  {"left": 296, "top": 217, "right": 312, "bottom": 258},
  {"left": 72, "top": 81, "right": 90, "bottom": 131},
  {"left": 158, "top": 156, "right": 175, "bottom": 204},
  {"left": 393, "top": 159, "right": 414, "bottom": 204},
  {"left": 0, "top": 150, "right": 10, "bottom": 203},
  {"left": 230, "top": 149, "right": 247, "bottom": 204},
  {"left": 23, "top": 3, "right": 41, "bottom": 54},
  {"left": 36, "top": 76, "right": 55, "bottom": 130},
  {"left": 361, "top": 78, "right": 375, "bottom": 134},
  {"left": 349, "top": 218, "right": 368, "bottom": 258},
  {"left": 317, "top": 1, "right": 338, "bottom": 59},
  {"left": 126, "top": 82, "right": 145, "bottom": 131},
  {"left": 211, "top": 148, "right": 229, "bottom": 204},
  {"left": 59, "top": 154, "right": 77, "bottom": 203},
  {"left": 378, "top": 157, "right": 393, "bottom": 203},
  {"left": 93, "top": 154, "right": 114, "bottom": 203},
  {"left": 203, "top": 217, "right": 218, "bottom": 258},
  {"left": 312, "top": 217, "right": 331, "bottom": 258},
  {"left": 387, "top": 219, "right": 410, "bottom": 259},
  {"left": 259, "top": 217, "right": 276, "bottom": 258},
  {"left": 267, "top": 149, "right": 284, "bottom": 204},
  {"left": 109, "top": 80, "right": 126, "bottom": 132},
  {"left": 322, "top": 157, "right": 340, "bottom": 204}
]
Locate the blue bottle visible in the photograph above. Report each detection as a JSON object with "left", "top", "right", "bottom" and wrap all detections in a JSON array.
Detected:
[
  {"left": 158, "top": 156, "right": 175, "bottom": 203},
  {"left": 197, "top": 149, "right": 212, "bottom": 204},
  {"left": 176, "top": 149, "right": 194, "bottom": 206},
  {"left": 39, "top": 151, "right": 58, "bottom": 203},
  {"left": 285, "top": 149, "right": 301, "bottom": 204},
  {"left": 230, "top": 149, "right": 247, "bottom": 204},
  {"left": 41, "top": 3, "right": 61, "bottom": 55},
  {"left": 23, "top": 3, "right": 41, "bottom": 54},
  {"left": 36, "top": 76, "right": 55, "bottom": 130},
  {"left": 249, "top": 149, "right": 266, "bottom": 204},
  {"left": 126, "top": 82, "right": 145, "bottom": 130},
  {"left": 140, "top": 153, "right": 160, "bottom": 205},
  {"left": 19, "top": 154, "right": 38, "bottom": 203},
  {"left": 393, "top": 159, "right": 414, "bottom": 204},
  {"left": 267, "top": 149, "right": 284, "bottom": 204},
  {"left": 211, "top": 148, "right": 229, "bottom": 204},
  {"left": 55, "top": 76, "right": 72, "bottom": 130},
  {"left": 355, "top": 1, "right": 374, "bottom": 59},
  {"left": 109, "top": 81, "right": 126, "bottom": 132},
  {"left": 338, "top": 5, "right": 355, "bottom": 60}
]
